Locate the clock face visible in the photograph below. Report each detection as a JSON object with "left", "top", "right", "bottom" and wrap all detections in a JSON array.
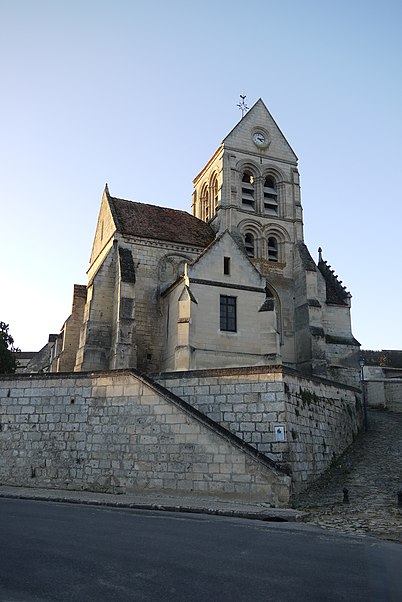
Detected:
[{"left": 252, "top": 131, "right": 267, "bottom": 147}]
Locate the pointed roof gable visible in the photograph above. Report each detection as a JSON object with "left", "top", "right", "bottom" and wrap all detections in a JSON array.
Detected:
[
  {"left": 108, "top": 195, "right": 215, "bottom": 248},
  {"left": 189, "top": 230, "right": 265, "bottom": 290},
  {"left": 223, "top": 98, "right": 298, "bottom": 163},
  {"left": 90, "top": 184, "right": 118, "bottom": 265}
]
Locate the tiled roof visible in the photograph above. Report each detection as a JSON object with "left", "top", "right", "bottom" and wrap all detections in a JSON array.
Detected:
[{"left": 109, "top": 195, "right": 215, "bottom": 248}]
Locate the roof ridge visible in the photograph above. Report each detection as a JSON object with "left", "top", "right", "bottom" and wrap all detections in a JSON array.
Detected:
[{"left": 109, "top": 195, "right": 193, "bottom": 216}]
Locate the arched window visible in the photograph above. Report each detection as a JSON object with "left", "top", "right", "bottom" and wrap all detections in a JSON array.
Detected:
[
  {"left": 267, "top": 236, "right": 278, "bottom": 262},
  {"left": 263, "top": 176, "right": 278, "bottom": 214},
  {"left": 244, "top": 233, "right": 255, "bottom": 258},
  {"left": 241, "top": 171, "right": 255, "bottom": 210},
  {"left": 201, "top": 185, "right": 209, "bottom": 221}
]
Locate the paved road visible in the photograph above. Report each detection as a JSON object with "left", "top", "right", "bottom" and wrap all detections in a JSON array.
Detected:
[
  {"left": 0, "top": 498, "right": 401, "bottom": 602},
  {"left": 293, "top": 410, "right": 402, "bottom": 542}
]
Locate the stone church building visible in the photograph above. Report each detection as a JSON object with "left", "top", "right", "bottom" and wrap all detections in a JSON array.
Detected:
[{"left": 51, "top": 99, "right": 359, "bottom": 385}]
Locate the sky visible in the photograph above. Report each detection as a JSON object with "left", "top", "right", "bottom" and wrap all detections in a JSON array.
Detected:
[{"left": 1, "top": 0, "right": 401, "bottom": 352}]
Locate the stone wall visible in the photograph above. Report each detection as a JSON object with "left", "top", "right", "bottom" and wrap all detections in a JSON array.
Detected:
[
  {"left": 283, "top": 372, "right": 361, "bottom": 489},
  {"left": 75, "top": 246, "right": 117, "bottom": 371},
  {"left": 155, "top": 367, "right": 287, "bottom": 459},
  {"left": 384, "top": 381, "right": 402, "bottom": 412},
  {"left": 155, "top": 366, "right": 362, "bottom": 493},
  {"left": 161, "top": 233, "right": 280, "bottom": 372},
  {"left": 0, "top": 371, "right": 290, "bottom": 505},
  {"left": 366, "top": 379, "right": 402, "bottom": 412},
  {"left": 126, "top": 238, "right": 202, "bottom": 373},
  {"left": 0, "top": 366, "right": 362, "bottom": 500},
  {"left": 55, "top": 284, "right": 87, "bottom": 372}
]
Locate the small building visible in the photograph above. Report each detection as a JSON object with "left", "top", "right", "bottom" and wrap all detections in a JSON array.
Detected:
[{"left": 362, "top": 350, "right": 402, "bottom": 412}]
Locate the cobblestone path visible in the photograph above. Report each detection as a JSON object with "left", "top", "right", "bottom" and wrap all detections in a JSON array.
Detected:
[{"left": 292, "top": 410, "right": 402, "bottom": 543}]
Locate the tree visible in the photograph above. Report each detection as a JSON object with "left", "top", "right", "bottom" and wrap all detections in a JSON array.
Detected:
[{"left": 0, "top": 322, "right": 20, "bottom": 374}]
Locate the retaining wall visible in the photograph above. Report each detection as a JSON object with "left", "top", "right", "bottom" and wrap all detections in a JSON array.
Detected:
[
  {"left": 0, "top": 370, "right": 290, "bottom": 505},
  {"left": 155, "top": 366, "right": 362, "bottom": 492}
]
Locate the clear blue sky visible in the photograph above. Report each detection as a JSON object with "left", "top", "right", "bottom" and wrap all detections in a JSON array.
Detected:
[{"left": 1, "top": 0, "right": 401, "bottom": 352}]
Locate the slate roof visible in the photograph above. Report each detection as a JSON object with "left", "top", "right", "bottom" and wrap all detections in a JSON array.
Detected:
[
  {"left": 108, "top": 195, "right": 215, "bottom": 248},
  {"left": 318, "top": 257, "right": 350, "bottom": 305},
  {"left": 297, "top": 242, "right": 317, "bottom": 272}
]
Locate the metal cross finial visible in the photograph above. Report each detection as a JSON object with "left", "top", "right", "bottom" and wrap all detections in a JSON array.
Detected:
[{"left": 237, "top": 94, "right": 249, "bottom": 118}]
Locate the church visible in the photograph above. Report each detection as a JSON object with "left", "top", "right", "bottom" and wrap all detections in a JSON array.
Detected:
[
  {"left": 5, "top": 99, "right": 365, "bottom": 501},
  {"left": 50, "top": 99, "right": 359, "bottom": 386}
]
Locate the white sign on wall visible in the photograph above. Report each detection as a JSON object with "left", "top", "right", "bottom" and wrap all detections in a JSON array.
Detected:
[{"left": 274, "top": 425, "right": 286, "bottom": 442}]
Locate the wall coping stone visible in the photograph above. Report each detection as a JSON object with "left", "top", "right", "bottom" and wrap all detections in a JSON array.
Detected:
[
  {"left": 152, "top": 365, "right": 284, "bottom": 379},
  {"left": 366, "top": 378, "right": 402, "bottom": 384},
  {"left": 0, "top": 365, "right": 360, "bottom": 393},
  {"left": 153, "top": 365, "right": 361, "bottom": 394},
  {"left": 283, "top": 367, "right": 361, "bottom": 393}
]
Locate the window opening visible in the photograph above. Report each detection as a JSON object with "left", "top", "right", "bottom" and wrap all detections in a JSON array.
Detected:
[
  {"left": 268, "top": 237, "right": 279, "bottom": 262},
  {"left": 241, "top": 171, "right": 255, "bottom": 209},
  {"left": 220, "top": 295, "right": 237, "bottom": 332},
  {"left": 213, "top": 177, "right": 219, "bottom": 212},
  {"left": 244, "top": 233, "right": 255, "bottom": 258},
  {"left": 201, "top": 186, "right": 209, "bottom": 221},
  {"left": 264, "top": 176, "right": 278, "bottom": 214},
  {"left": 224, "top": 256, "right": 230, "bottom": 275}
]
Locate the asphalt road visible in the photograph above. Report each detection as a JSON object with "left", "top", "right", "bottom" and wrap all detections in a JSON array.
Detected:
[{"left": 0, "top": 499, "right": 400, "bottom": 601}]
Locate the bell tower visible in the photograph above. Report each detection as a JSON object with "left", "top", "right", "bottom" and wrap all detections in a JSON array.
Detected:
[
  {"left": 192, "top": 98, "right": 360, "bottom": 383},
  {"left": 191, "top": 99, "right": 307, "bottom": 370},
  {"left": 192, "top": 99, "right": 304, "bottom": 266}
]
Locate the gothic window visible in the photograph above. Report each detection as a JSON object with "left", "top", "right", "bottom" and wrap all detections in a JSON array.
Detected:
[
  {"left": 267, "top": 236, "right": 279, "bottom": 262},
  {"left": 224, "top": 256, "right": 230, "bottom": 275},
  {"left": 263, "top": 176, "right": 278, "bottom": 215},
  {"left": 244, "top": 233, "right": 255, "bottom": 258},
  {"left": 220, "top": 295, "right": 237, "bottom": 332},
  {"left": 241, "top": 171, "right": 255, "bottom": 210}
]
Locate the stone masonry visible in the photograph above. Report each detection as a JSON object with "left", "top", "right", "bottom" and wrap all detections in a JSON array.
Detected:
[
  {"left": 155, "top": 365, "right": 362, "bottom": 493},
  {"left": 0, "top": 371, "right": 290, "bottom": 506}
]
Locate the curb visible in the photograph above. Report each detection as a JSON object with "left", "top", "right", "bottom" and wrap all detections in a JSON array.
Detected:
[{"left": 0, "top": 491, "right": 309, "bottom": 523}]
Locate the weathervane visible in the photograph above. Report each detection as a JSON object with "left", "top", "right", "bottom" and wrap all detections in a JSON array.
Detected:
[{"left": 237, "top": 94, "right": 249, "bottom": 118}]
